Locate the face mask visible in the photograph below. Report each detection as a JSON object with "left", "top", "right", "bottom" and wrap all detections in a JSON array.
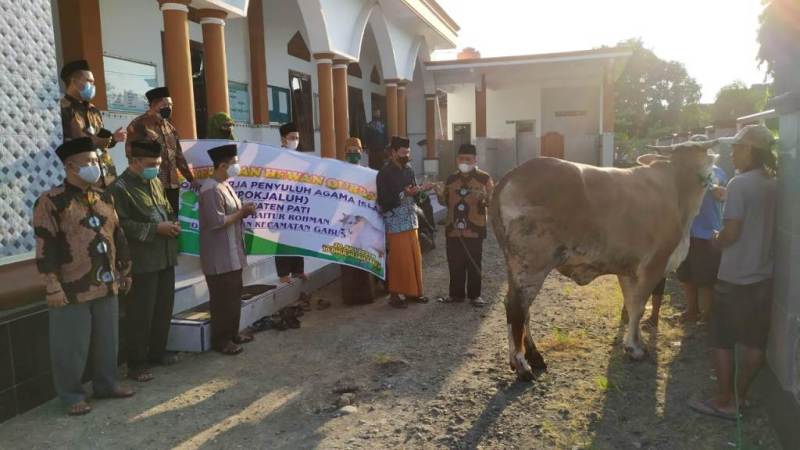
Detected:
[
  {"left": 142, "top": 167, "right": 159, "bottom": 180},
  {"left": 458, "top": 163, "right": 475, "bottom": 173},
  {"left": 286, "top": 139, "right": 299, "bottom": 150},
  {"left": 159, "top": 107, "right": 172, "bottom": 120},
  {"left": 346, "top": 153, "right": 361, "bottom": 164},
  {"left": 76, "top": 164, "right": 101, "bottom": 183},
  {"left": 79, "top": 83, "right": 96, "bottom": 101},
  {"left": 226, "top": 163, "right": 241, "bottom": 178},
  {"left": 397, "top": 156, "right": 410, "bottom": 166}
]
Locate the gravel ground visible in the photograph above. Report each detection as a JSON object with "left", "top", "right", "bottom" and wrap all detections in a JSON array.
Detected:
[{"left": 0, "top": 232, "right": 781, "bottom": 449}]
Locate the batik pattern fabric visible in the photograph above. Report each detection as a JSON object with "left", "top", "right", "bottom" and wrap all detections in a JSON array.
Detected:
[
  {"left": 441, "top": 169, "right": 493, "bottom": 239},
  {"left": 60, "top": 95, "right": 117, "bottom": 186},
  {"left": 126, "top": 113, "right": 194, "bottom": 189},
  {"left": 33, "top": 182, "right": 131, "bottom": 304}
]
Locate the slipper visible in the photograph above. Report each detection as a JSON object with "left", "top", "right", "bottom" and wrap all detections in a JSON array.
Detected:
[
  {"left": 94, "top": 387, "right": 135, "bottom": 399},
  {"left": 298, "top": 293, "right": 312, "bottom": 312},
  {"left": 233, "top": 334, "right": 254, "bottom": 344},
  {"left": 219, "top": 342, "right": 243, "bottom": 355},
  {"left": 407, "top": 296, "right": 429, "bottom": 304},
  {"left": 316, "top": 299, "right": 332, "bottom": 310},
  {"left": 688, "top": 398, "right": 739, "bottom": 421},
  {"left": 438, "top": 296, "right": 465, "bottom": 304},
  {"left": 68, "top": 401, "right": 92, "bottom": 416},
  {"left": 389, "top": 297, "right": 408, "bottom": 309},
  {"left": 128, "top": 368, "right": 154, "bottom": 383}
]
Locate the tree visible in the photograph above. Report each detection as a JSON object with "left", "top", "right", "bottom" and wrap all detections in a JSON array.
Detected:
[
  {"left": 613, "top": 38, "right": 703, "bottom": 158},
  {"left": 757, "top": 0, "right": 800, "bottom": 77},
  {"left": 712, "top": 81, "right": 770, "bottom": 125}
]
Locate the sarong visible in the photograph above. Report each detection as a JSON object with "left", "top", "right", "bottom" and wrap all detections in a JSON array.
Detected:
[{"left": 386, "top": 229, "right": 423, "bottom": 297}]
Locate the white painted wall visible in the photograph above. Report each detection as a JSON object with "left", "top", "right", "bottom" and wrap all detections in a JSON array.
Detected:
[
  {"left": 350, "top": 26, "right": 388, "bottom": 122},
  {"left": 446, "top": 84, "right": 476, "bottom": 140},
  {"left": 485, "top": 83, "right": 541, "bottom": 139}
]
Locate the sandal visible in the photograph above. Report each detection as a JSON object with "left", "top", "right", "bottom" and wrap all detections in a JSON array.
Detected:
[
  {"left": 94, "top": 387, "right": 135, "bottom": 399},
  {"left": 389, "top": 296, "right": 408, "bottom": 309},
  {"left": 408, "top": 296, "right": 429, "bottom": 304},
  {"left": 298, "top": 293, "right": 312, "bottom": 312},
  {"left": 316, "top": 299, "right": 332, "bottom": 310},
  {"left": 689, "top": 398, "right": 739, "bottom": 421},
  {"left": 68, "top": 400, "right": 92, "bottom": 416},
  {"left": 128, "top": 368, "right": 154, "bottom": 383},
  {"left": 438, "top": 296, "right": 465, "bottom": 303},
  {"left": 219, "top": 342, "right": 243, "bottom": 355},
  {"left": 233, "top": 334, "right": 254, "bottom": 344}
]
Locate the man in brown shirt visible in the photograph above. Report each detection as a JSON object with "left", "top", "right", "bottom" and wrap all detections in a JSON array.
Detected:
[
  {"left": 33, "top": 137, "right": 134, "bottom": 415},
  {"left": 59, "top": 59, "right": 126, "bottom": 187},
  {"left": 126, "top": 87, "right": 197, "bottom": 212},
  {"left": 435, "top": 144, "right": 494, "bottom": 307},
  {"left": 200, "top": 144, "right": 257, "bottom": 355}
]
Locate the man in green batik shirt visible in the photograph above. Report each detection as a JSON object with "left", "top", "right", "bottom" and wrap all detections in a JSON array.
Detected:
[{"left": 108, "top": 140, "right": 181, "bottom": 383}]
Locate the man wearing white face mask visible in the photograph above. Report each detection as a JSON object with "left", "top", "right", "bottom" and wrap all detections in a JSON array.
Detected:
[
  {"left": 434, "top": 144, "right": 494, "bottom": 307},
  {"left": 199, "top": 144, "right": 257, "bottom": 355},
  {"left": 110, "top": 141, "right": 181, "bottom": 381},
  {"left": 33, "top": 137, "right": 135, "bottom": 415},
  {"left": 275, "top": 122, "right": 307, "bottom": 282}
]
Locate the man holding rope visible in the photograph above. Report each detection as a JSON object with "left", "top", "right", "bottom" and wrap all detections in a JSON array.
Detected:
[{"left": 435, "top": 144, "right": 494, "bottom": 307}]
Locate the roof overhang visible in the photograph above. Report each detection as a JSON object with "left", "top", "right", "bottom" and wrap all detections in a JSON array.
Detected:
[
  {"left": 190, "top": 0, "right": 249, "bottom": 18},
  {"left": 427, "top": 48, "right": 632, "bottom": 71},
  {"left": 398, "top": 0, "right": 459, "bottom": 48}
]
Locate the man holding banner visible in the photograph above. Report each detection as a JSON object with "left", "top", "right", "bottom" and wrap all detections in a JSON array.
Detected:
[
  {"left": 199, "top": 144, "right": 257, "bottom": 355},
  {"left": 377, "top": 136, "right": 433, "bottom": 308},
  {"left": 275, "top": 122, "right": 307, "bottom": 283}
]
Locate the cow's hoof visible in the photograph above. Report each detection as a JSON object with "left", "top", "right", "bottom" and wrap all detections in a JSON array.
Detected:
[
  {"left": 516, "top": 369, "right": 535, "bottom": 382},
  {"left": 526, "top": 351, "right": 548, "bottom": 371},
  {"left": 624, "top": 345, "right": 646, "bottom": 361}
]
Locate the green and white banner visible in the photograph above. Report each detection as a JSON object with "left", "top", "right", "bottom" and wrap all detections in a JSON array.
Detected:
[{"left": 178, "top": 140, "right": 386, "bottom": 279}]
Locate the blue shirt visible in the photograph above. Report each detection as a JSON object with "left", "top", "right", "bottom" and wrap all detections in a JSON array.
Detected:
[{"left": 690, "top": 166, "right": 728, "bottom": 239}]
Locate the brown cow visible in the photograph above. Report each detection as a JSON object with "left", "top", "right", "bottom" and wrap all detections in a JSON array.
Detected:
[{"left": 490, "top": 140, "right": 717, "bottom": 381}]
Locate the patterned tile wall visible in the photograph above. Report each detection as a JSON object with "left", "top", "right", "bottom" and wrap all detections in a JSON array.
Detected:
[{"left": 0, "top": 0, "right": 63, "bottom": 258}]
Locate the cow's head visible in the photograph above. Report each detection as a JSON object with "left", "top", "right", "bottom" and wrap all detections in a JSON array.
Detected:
[{"left": 645, "top": 137, "right": 718, "bottom": 183}]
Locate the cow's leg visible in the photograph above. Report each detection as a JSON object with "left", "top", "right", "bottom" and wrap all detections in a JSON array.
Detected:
[
  {"left": 506, "top": 269, "right": 549, "bottom": 381},
  {"left": 524, "top": 320, "right": 547, "bottom": 371},
  {"left": 618, "top": 274, "right": 661, "bottom": 360}
]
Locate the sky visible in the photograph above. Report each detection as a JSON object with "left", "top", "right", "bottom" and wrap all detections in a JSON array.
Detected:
[{"left": 432, "top": 0, "right": 771, "bottom": 103}]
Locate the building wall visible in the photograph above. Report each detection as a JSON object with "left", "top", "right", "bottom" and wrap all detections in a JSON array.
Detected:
[
  {"left": 486, "top": 83, "right": 541, "bottom": 139},
  {"left": 445, "top": 83, "right": 476, "bottom": 141},
  {"left": 540, "top": 85, "right": 601, "bottom": 164}
]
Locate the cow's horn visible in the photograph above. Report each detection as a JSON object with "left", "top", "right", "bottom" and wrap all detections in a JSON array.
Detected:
[{"left": 645, "top": 144, "right": 675, "bottom": 154}]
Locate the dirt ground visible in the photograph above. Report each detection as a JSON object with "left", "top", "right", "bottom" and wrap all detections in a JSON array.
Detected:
[{"left": 0, "top": 232, "right": 782, "bottom": 449}]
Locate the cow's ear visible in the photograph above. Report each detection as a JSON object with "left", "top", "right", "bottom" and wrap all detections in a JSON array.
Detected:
[{"left": 636, "top": 153, "right": 670, "bottom": 166}]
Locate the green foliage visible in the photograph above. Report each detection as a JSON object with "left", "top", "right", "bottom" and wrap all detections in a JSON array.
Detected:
[
  {"left": 757, "top": 0, "right": 800, "bottom": 76},
  {"left": 613, "top": 38, "right": 703, "bottom": 157},
  {"left": 713, "top": 81, "right": 770, "bottom": 124}
]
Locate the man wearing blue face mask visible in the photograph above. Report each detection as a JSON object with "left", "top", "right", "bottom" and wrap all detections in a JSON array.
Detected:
[
  {"left": 109, "top": 140, "right": 181, "bottom": 383},
  {"left": 59, "top": 60, "right": 126, "bottom": 187}
]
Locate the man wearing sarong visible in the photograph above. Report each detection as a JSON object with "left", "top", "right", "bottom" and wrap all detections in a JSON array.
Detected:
[{"left": 376, "top": 136, "right": 433, "bottom": 308}]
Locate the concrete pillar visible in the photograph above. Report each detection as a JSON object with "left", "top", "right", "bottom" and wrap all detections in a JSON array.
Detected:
[
  {"left": 601, "top": 62, "right": 616, "bottom": 166},
  {"left": 602, "top": 63, "right": 615, "bottom": 133},
  {"left": 397, "top": 81, "right": 407, "bottom": 136},
  {"left": 425, "top": 94, "right": 437, "bottom": 159},
  {"left": 333, "top": 59, "right": 350, "bottom": 160},
  {"left": 159, "top": 1, "right": 196, "bottom": 138},
  {"left": 58, "top": 0, "right": 108, "bottom": 109},
  {"left": 385, "top": 81, "right": 398, "bottom": 138},
  {"left": 247, "top": 0, "right": 269, "bottom": 124},
  {"left": 315, "top": 53, "right": 336, "bottom": 158},
  {"left": 200, "top": 9, "right": 230, "bottom": 118},
  {"left": 475, "top": 74, "right": 487, "bottom": 138}
]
